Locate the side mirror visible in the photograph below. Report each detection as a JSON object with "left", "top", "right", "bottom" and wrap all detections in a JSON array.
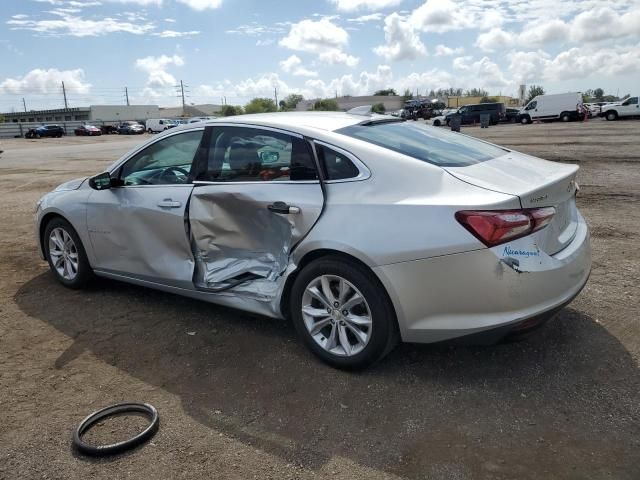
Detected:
[{"left": 89, "top": 172, "right": 112, "bottom": 190}]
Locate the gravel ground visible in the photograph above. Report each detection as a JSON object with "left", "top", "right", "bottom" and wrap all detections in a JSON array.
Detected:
[{"left": 0, "top": 121, "right": 638, "bottom": 479}]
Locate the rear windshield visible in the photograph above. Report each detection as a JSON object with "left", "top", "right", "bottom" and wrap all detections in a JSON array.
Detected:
[{"left": 336, "top": 121, "right": 507, "bottom": 167}]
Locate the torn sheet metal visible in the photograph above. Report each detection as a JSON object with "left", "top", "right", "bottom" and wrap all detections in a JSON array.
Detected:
[{"left": 189, "top": 184, "right": 323, "bottom": 303}]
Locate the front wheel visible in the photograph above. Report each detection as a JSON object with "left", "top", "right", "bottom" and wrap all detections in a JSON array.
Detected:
[
  {"left": 433, "top": 120, "right": 441, "bottom": 126},
  {"left": 520, "top": 115, "right": 531, "bottom": 125},
  {"left": 43, "top": 218, "right": 92, "bottom": 289},
  {"left": 290, "top": 256, "right": 398, "bottom": 369},
  {"left": 560, "top": 112, "right": 571, "bottom": 122},
  {"left": 606, "top": 111, "right": 618, "bottom": 121}
]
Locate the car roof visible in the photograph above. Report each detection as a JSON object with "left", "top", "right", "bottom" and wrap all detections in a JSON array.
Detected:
[{"left": 198, "top": 111, "right": 389, "bottom": 133}]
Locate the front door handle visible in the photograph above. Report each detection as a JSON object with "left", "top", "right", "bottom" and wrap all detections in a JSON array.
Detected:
[
  {"left": 268, "top": 201, "right": 300, "bottom": 215},
  {"left": 157, "top": 199, "right": 182, "bottom": 208}
]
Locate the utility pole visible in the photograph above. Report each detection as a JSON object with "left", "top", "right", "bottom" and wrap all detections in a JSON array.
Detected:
[
  {"left": 175, "top": 80, "right": 189, "bottom": 114},
  {"left": 125, "top": 87, "right": 130, "bottom": 106},
  {"left": 62, "top": 81, "right": 68, "bottom": 109},
  {"left": 274, "top": 87, "right": 278, "bottom": 110},
  {"left": 22, "top": 98, "right": 27, "bottom": 112}
]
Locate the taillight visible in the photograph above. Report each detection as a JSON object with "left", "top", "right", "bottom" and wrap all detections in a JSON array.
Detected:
[{"left": 455, "top": 207, "right": 556, "bottom": 247}]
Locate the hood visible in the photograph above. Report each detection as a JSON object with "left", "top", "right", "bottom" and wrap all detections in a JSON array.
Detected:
[{"left": 54, "top": 177, "right": 88, "bottom": 191}]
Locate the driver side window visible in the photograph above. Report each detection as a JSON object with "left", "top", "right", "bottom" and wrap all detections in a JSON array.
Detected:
[
  {"left": 526, "top": 101, "right": 537, "bottom": 110},
  {"left": 120, "top": 130, "right": 203, "bottom": 186}
]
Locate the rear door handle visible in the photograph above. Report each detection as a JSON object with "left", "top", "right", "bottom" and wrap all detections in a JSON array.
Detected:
[
  {"left": 268, "top": 201, "right": 300, "bottom": 215},
  {"left": 157, "top": 199, "right": 182, "bottom": 208}
]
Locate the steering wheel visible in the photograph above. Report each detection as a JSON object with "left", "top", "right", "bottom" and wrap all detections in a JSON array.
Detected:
[{"left": 159, "top": 166, "right": 190, "bottom": 183}]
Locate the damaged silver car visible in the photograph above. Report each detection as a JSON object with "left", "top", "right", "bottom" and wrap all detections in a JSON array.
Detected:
[{"left": 35, "top": 112, "right": 591, "bottom": 369}]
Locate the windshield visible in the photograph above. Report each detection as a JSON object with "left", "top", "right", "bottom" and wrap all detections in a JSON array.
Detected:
[{"left": 336, "top": 121, "right": 507, "bottom": 167}]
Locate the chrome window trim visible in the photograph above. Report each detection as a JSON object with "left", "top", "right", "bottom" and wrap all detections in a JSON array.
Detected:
[
  {"left": 109, "top": 127, "right": 205, "bottom": 174},
  {"left": 312, "top": 140, "right": 371, "bottom": 183}
]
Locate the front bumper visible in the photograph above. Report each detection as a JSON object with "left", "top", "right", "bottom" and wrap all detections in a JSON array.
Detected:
[{"left": 374, "top": 212, "right": 591, "bottom": 344}]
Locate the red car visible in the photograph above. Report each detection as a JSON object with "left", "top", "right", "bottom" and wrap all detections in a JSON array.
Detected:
[{"left": 74, "top": 125, "right": 102, "bottom": 136}]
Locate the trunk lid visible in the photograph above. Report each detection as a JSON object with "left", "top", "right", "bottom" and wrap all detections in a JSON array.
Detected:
[{"left": 445, "top": 151, "right": 579, "bottom": 255}]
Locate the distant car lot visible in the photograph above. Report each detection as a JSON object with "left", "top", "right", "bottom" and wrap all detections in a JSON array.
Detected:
[{"left": 0, "top": 121, "right": 639, "bottom": 479}]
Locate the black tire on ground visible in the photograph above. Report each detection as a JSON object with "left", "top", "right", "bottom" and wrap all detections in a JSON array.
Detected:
[
  {"left": 606, "top": 111, "right": 618, "bottom": 121},
  {"left": 433, "top": 120, "right": 440, "bottom": 126},
  {"left": 290, "top": 256, "right": 399, "bottom": 370},
  {"left": 35, "top": 133, "right": 41, "bottom": 139},
  {"left": 560, "top": 112, "right": 571, "bottom": 122},
  {"left": 43, "top": 217, "right": 93, "bottom": 289},
  {"left": 520, "top": 115, "right": 531, "bottom": 125}
]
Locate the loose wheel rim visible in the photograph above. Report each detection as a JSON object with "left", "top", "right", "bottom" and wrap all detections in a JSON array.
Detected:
[
  {"left": 48, "top": 227, "right": 79, "bottom": 280},
  {"left": 73, "top": 402, "right": 159, "bottom": 456},
  {"left": 301, "top": 274, "right": 372, "bottom": 357}
]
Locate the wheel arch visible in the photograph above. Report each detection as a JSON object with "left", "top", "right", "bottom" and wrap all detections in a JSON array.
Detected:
[
  {"left": 280, "top": 248, "right": 398, "bottom": 326},
  {"left": 38, "top": 212, "right": 68, "bottom": 257}
]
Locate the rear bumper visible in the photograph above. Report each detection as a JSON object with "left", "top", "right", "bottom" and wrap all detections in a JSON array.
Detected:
[{"left": 374, "top": 212, "right": 591, "bottom": 344}]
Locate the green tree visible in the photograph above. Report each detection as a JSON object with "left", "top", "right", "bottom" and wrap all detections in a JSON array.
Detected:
[
  {"left": 526, "top": 85, "right": 545, "bottom": 103},
  {"left": 371, "top": 103, "right": 386, "bottom": 114},
  {"left": 465, "top": 88, "right": 489, "bottom": 97},
  {"left": 402, "top": 88, "right": 413, "bottom": 100},
  {"left": 220, "top": 105, "right": 243, "bottom": 116},
  {"left": 593, "top": 88, "right": 604, "bottom": 100},
  {"left": 373, "top": 88, "right": 397, "bottom": 96},
  {"left": 244, "top": 97, "right": 277, "bottom": 114},
  {"left": 310, "top": 98, "right": 340, "bottom": 111},
  {"left": 479, "top": 96, "right": 498, "bottom": 103},
  {"left": 280, "top": 94, "right": 304, "bottom": 111}
]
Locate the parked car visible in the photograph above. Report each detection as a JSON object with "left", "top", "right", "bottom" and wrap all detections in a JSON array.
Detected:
[
  {"left": 74, "top": 125, "right": 102, "bottom": 136},
  {"left": 25, "top": 124, "right": 65, "bottom": 139},
  {"left": 429, "top": 108, "right": 457, "bottom": 126},
  {"left": 146, "top": 118, "right": 178, "bottom": 133},
  {"left": 517, "top": 92, "right": 582, "bottom": 124},
  {"left": 117, "top": 121, "right": 145, "bottom": 135},
  {"left": 100, "top": 125, "right": 119, "bottom": 135},
  {"left": 601, "top": 96, "right": 639, "bottom": 120},
  {"left": 445, "top": 103, "right": 506, "bottom": 125},
  {"left": 35, "top": 112, "right": 590, "bottom": 369},
  {"left": 503, "top": 107, "right": 520, "bottom": 123}
]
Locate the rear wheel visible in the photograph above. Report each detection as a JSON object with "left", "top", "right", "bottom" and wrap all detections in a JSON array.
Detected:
[
  {"left": 606, "top": 111, "right": 618, "bottom": 121},
  {"left": 433, "top": 119, "right": 441, "bottom": 126},
  {"left": 290, "top": 256, "right": 399, "bottom": 369},
  {"left": 43, "top": 218, "right": 92, "bottom": 289},
  {"left": 560, "top": 112, "right": 571, "bottom": 122}
]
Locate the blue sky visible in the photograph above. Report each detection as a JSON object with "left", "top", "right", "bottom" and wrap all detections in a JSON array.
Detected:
[{"left": 1, "top": 0, "right": 639, "bottom": 112}]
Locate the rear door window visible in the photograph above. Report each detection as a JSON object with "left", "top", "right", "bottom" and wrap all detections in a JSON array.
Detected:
[
  {"left": 337, "top": 121, "right": 507, "bottom": 167},
  {"left": 199, "top": 126, "right": 318, "bottom": 182}
]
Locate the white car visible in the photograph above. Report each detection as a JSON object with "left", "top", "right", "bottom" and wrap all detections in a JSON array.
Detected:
[
  {"left": 429, "top": 109, "right": 457, "bottom": 126},
  {"left": 35, "top": 112, "right": 591, "bottom": 369},
  {"left": 601, "top": 96, "right": 639, "bottom": 120}
]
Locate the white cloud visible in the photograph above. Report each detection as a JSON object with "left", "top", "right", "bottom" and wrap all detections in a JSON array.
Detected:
[
  {"left": 373, "top": 13, "right": 426, "bottom": 61},
  {"left": 155, "top": 30, "right": 200, "bottom": 38},
  {"left": 409, "top": 0, "right": 471, "bottom": 33},
  {"left": 474, "top": 28, "right": 515, "bottom": 52},
  {"left": 330, "top": 0, "right": 402, "bottom": 12},
  {"left": 279, "top": 18, "right": 359, "bottom": 66},
  {"left": 452, "top": 56, "right": 510, "bottom": 88},
  {"left": 347, "top": 13, "right": 384, "bottom": 22},
  {"left": 0, "top": 68, "right": 91, "bottom": 95},
  {"left": 7, "top": 12, "right": 154, "bottom": 37},
  {"left": 508, "top": 50, "right": 550, "bottom": 83},
  {"left": 543, "top": 44, "right": 640, "bottom": 80},
  {"left": 176, "top": 0, "right": 223, "bottom": 10},
  {"left": 434, "top": 44, "right": 464, "bottom": 56},
  {"left": 279, "top": 55, "right": 318, "bottom": 77},
  {"left": 135, "top": 54, "right": 184, "bottom": 88}
]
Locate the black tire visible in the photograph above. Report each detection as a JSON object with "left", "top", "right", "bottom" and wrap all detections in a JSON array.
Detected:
[
  {"left": 43, "top": 217, "right": 93, "bottom": 289},
  {"left": 35, "top": 133, "right": 41, "bottom": 139},
  {"left": 520, "top": 115, "right": 531, "bottom": 125},
  {"left": 606, "top": 111, "right": 618, "bottom": 121},
  {"left": 560, "top": 112, "right": 571, "bottom": 122},
  {"left": 290, "top": 256, "right": 399, "bottom": 370},
  {"left": 433, "top": 120, "right": 441, "bottom": 126}
]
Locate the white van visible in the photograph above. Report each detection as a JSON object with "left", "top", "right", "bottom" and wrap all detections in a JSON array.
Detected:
[
  {"left": 601, "top": 96, "right": 639, "bottom": 120},
  {"left": 518, "top": 92, "right": 582, "bottom": 124},
  {"left": 145, "top": 118, "right": 177, "bottom": 133}
]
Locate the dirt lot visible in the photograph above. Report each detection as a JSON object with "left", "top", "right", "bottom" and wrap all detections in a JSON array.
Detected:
[{"left": 1, "top": 121, "right": 638, "bottom": 479}]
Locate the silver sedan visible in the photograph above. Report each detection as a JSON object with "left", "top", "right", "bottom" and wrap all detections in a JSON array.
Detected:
[{"left": 35, "top": 112, "right": 591, "bottom": 369}]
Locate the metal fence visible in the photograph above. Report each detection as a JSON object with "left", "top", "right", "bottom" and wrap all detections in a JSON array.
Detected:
[{"left": 0, "top": 120, "right": 114, "bottom": 139}]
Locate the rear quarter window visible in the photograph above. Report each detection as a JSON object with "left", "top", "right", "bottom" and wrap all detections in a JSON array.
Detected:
[{"left": 337, "top": 121, "right": 507, "bottom": 167}]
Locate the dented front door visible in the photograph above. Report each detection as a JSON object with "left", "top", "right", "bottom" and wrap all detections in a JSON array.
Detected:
[{"left": 189, "top": 125, "right": 324, "bottom": 295}]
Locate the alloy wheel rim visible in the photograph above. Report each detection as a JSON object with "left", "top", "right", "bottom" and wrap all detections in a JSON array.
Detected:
[
  {"left": 48, "top": 227, "right": 79, "bottom": 280},
  {"left": 301, "top": 275, "right": 372, "bottom": 357}
]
